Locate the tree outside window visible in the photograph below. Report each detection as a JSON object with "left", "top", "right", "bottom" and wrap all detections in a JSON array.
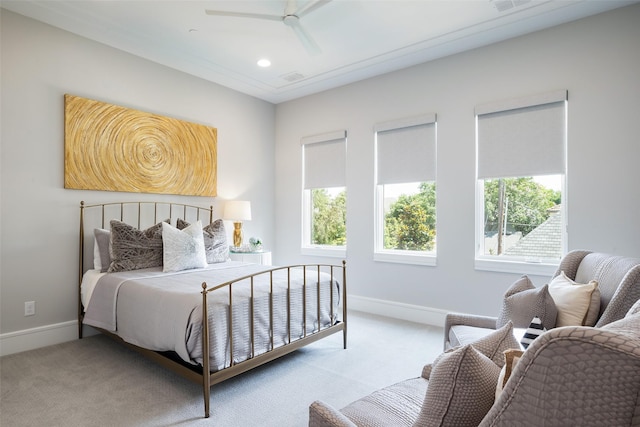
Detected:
[
  {"left": 310, "top": 187, "right": 346, "bottom": 246},
  {"left": 383, "top": 182, "right": 436, "bottom": 251},
  {"left": 483, "top": 176, "right": 562, "bottom": 258}
]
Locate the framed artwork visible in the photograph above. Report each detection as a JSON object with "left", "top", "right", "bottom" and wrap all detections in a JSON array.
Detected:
[{"left": 64, "top": 94, "right": 217, "bottom": 196}]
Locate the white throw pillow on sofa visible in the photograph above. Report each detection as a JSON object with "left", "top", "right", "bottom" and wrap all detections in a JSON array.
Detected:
[{"left": 548, "top": 271, "right": 599, "bottom": 327}]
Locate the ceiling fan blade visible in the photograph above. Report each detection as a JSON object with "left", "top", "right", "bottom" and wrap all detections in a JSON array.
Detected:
[
  {"left": 204, "top": 10, "right": 282, "bottom": 22},
  {"left": 294, "top": 0, "right": 332, "bottom": 18},
  {"left": 286, "top": 19, "right": 321, "bottom": 55}
]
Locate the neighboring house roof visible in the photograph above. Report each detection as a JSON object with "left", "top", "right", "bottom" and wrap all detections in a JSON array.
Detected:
[{"left": 504, "top": 209, "right": 562, "bottom": 259}]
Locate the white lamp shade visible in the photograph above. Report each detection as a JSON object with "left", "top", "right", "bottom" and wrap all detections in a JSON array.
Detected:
[{"left": 224, "top": 200, "right": 252, "bottom": 221}]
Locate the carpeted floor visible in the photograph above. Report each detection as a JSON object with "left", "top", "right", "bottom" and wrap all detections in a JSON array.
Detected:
[{"left": 1, "top": 311, "right": 443, "bottom": 426}]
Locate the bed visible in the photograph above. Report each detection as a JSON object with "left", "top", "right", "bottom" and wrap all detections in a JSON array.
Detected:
[{"left": 77, "top": 201, "right": 347, "bottom": 418}]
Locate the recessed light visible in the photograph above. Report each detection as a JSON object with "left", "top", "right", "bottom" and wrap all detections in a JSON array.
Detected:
[{"left": 257, "top": 59, "right": 271, "bottom": 68}]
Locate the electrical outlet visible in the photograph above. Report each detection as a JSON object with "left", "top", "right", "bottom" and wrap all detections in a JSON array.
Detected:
[{"left": 24, "top": 301, "right": 35, "bottom": 316}]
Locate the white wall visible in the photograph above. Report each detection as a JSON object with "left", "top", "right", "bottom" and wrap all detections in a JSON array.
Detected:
[
  {"left": 0, "top": 10, "right": 276, "bottom": 351},
  {"left": 3, "top": 5, "right": 640, "bottom": 354},
  {"left": 274, "top": 5, "right": 640, "bottom": 321}
]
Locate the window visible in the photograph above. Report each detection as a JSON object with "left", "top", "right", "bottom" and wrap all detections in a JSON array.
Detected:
[
  {"left": 374, "top": 114, "right": 437, "bottom": 265},
  {"left": 301, "top": 130, "right": 347, "bottom": 257},
  {"left": 475, "top": 90, "right": 567, "bottom": 274}
]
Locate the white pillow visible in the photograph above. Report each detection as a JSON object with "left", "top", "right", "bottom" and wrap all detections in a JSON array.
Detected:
[
  {"left": 93, "top": 238, "right": 102, "bottom": 271},
  {"left": 161, "top": 221, "right": 207, "bottom": 273},
  {"left": 93, "top": 228, "right": 111, "bottom": 272},
  {"left": 548, "top": 271, "right": 598, "bottom": 327}
]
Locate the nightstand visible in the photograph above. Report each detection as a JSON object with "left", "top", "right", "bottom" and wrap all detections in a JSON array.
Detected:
[{"left": 229, "top": 250, "right": 272, "bottom": 266}]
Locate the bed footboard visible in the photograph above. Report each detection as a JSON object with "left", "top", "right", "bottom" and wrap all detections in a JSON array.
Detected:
[{"left": 199, "top": 262, "right": 347, "bottom": 418}]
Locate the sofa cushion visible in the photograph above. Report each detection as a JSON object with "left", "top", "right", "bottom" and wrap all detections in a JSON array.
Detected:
[
  {"left": 602, "top": 310, "right": 640, "bottom": 337},
  {"left": 339, "top": 377, "right": 428, "bottom": 426},
  {"left": 447, "top": 322, "right": 520, "bottom": 365},
  {"left": 414, "top": 345, "right": 501, "bottom": 427},
  {"left": 548, "top": 271, "right": 599, "bottom": 326},
  {"left": 449, "top": 325, "right": 526, "bottom": 351},
  {"left": 626, "top": 299, "right": 640, "bottom": 317},
  {"left": 448, "top": 325, "right": 494, "bottom": 348},
  {"left": 496, "top": 275, "right": 557, "bottom": 330},
  {"left": 460, "top": 321, "right": 520, "bottom": 367}
]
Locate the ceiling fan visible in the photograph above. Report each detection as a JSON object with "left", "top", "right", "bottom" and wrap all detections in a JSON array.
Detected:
[{"left": 205, "top": 0, "right": 331, "bottom": 55}]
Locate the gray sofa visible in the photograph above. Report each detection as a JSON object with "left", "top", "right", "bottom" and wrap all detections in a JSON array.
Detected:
[{"left": 309, "top": 251, "right": 640, "bottom": 427}]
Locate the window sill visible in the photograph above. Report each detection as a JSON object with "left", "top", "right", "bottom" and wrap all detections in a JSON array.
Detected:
[
  {"left": 475, "top": 257, "right": 559, "bottom": 276},
  {"left": 374, "top": 251, "right": 437, "bottom": 266},
  {"left": 301, "top": 246, "right": 346, "bottom": 259}
]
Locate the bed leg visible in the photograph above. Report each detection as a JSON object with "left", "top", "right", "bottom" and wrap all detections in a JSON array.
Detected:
[
  {"left": 342, "top": 260, "right": 348, "bottom": 349},
  {"left": 202, "top": 282, "right": 211, "bottom": 418},
  {"left": 343, "top": 327, "right": 347, "bottom": 350},
  {"left": 203, "top": 384, "right": 210, "bottom": 418}
]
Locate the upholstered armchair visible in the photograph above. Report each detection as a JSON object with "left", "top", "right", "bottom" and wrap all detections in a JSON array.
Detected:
[
  {"left": 444, "top": 250, "right": 640, "bottom": 350},
  {"left": 310, "top": 304, "right": 640, "bottom": 427},
  {"left": 478, "top": 312, "right": 640, "bottom": 426}
]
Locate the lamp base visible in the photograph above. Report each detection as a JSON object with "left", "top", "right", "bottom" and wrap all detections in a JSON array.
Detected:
[{"left": 232, "top": 221, "right": 243, "bottom": 248}]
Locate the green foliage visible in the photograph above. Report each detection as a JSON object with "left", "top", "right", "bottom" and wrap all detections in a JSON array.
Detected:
[
  {"left": 311, "top": 188, "right": 346, "bottom": 246},
  {"left": 484, "top": 177, "right": 560, "bottom": 236},
  {"left": 384, "top": 182, "right": 436, "bottom": 251}
]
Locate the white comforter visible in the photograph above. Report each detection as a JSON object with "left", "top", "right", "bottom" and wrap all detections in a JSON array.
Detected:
[{"left": 82, "top": 261, "right": 341, "bottom": 371}]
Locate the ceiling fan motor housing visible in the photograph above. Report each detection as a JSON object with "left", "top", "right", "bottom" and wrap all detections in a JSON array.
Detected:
[{"left": 283, "top": 15, "right": 299, "bottom": 26}]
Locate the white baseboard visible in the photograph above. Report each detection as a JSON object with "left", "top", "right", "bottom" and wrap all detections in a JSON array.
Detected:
[
  {"left": 348, "top": 294, "right": 447, "bottom": 328},
  {"left": 0, "top": 297, "right": 444, "bottom": 356},
  {"left": 0, "top": 320, "right": 79, "bottom": 356}
]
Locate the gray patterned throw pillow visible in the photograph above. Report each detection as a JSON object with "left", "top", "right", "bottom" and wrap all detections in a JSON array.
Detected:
[
  {"left": 415, "top": 345, "right": 501, "bottom": 427},
  {"left": 108, "top": 219, "right": 167, "bottom": 272},
  {"left": 177, "top": 218, "right": 229, "bottom": 264},
  {"left": 496, "top": 275, "right": 558, "bottom": 330}
]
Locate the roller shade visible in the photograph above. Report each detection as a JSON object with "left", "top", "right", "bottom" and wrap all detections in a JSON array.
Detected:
[
  {"left": 302, "top": 130, "right": 346, "bottom": 189},
  {"left": 477, "top": 90, "right": 567, "bottom": 179},
  {"left": 375, "top": 114, "right": 437, "bottom": 185}
]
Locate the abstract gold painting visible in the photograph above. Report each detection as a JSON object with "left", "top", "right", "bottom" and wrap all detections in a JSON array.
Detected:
[{"left": 64, "top": 94, "right": 217, "bottom": 196}]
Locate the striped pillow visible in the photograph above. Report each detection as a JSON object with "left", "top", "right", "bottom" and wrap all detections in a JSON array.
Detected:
[{"left": 520, "top": 316, "right": 546, "bottom": 349}]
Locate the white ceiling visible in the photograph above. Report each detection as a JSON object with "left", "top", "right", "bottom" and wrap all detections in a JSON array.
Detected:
[{"left": 2, "top": 0, "right": 637, "bottom": 104}]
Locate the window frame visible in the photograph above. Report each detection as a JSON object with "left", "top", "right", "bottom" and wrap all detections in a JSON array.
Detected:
[
  {"left": 474, "top": 90, "right": 568, "bottom": 275},
  {"left": 373, "top": 114, "right": 437, "bottom": 266},
  {"left": 301, "top": 130, "right": 347, "bottom": 258}
]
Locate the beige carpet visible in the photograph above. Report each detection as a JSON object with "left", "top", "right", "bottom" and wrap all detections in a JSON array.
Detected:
[{"left": 1, "top": 311, "right": 443, "bottom": 427}]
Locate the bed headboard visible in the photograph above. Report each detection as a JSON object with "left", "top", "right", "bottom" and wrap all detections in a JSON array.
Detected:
[{"left": 79, "top": 201, "right": 214, "bottom": 280}]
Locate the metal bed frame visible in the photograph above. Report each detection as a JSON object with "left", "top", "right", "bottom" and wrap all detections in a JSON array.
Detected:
[{"left": 78, "top": 201, "right": 347, "bottom": 418}]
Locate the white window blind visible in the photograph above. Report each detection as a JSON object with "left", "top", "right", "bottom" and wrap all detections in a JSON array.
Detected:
[
  {"left": 375, "top": 114, "right": 437, "bottom": 184},
  {"left": 476, "top": 90, "right": 567, "bottom": 179},
  {"left": 302, "top": 130, "right": 346, "bottom": 189}
]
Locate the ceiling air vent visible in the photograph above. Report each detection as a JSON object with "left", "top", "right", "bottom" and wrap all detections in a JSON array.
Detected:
[
  {"left": 281, "top": 72, "right": 305, "bottom": 83},
  {"left": 492, "top": 0, "right": 531, "bottom": 12}
]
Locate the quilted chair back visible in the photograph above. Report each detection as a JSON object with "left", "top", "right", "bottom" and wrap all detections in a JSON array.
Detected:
[
  {"left": 480, "top": 310, "right": 640, "bottom": 427},
  {"left": 553, "top": 250, "right": 640, "bottom": 327}
]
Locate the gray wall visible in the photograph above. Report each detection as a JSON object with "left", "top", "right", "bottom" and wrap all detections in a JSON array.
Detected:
[
  {"left": 0, "top": 11, "right": 276, "bottom": 336},
  {"left": 274, "top": 4, "right": 640, "bottom": 318}
]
